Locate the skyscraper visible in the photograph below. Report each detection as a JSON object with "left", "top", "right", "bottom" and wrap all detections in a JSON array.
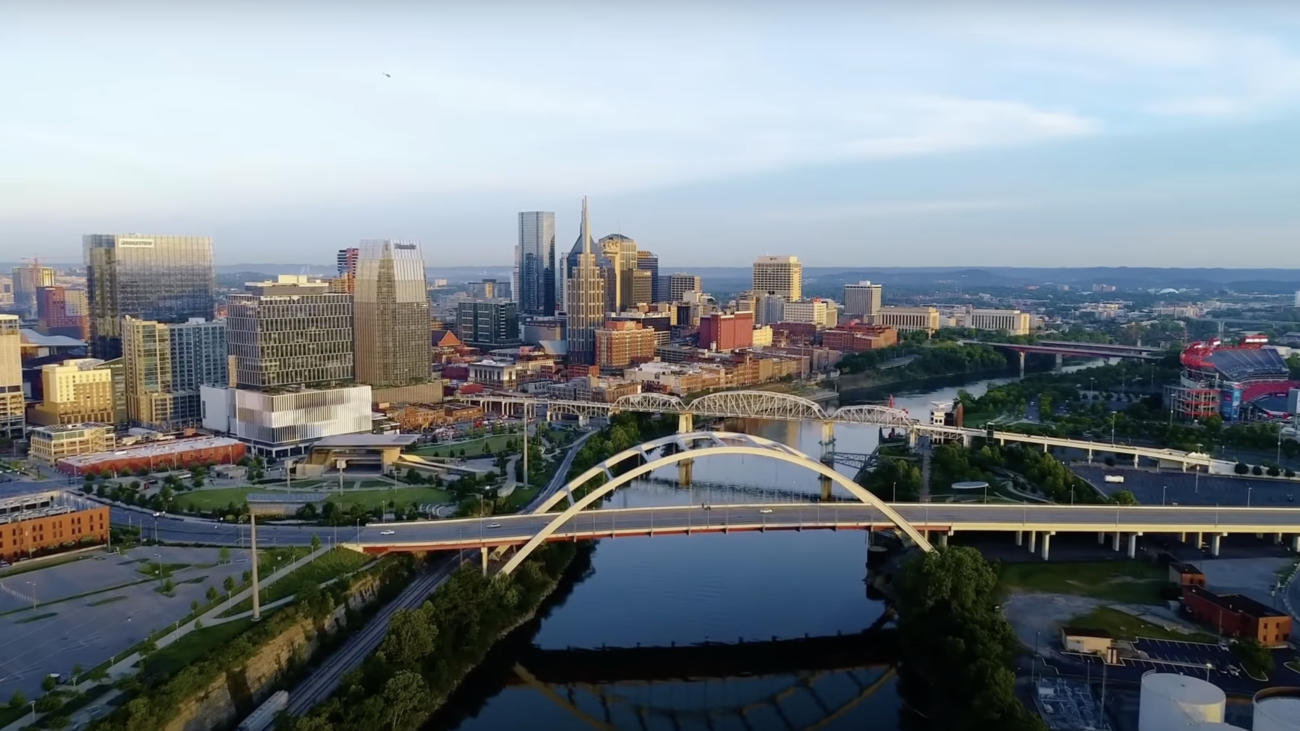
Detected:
[
  {"left": 84, "top": 234, "right": 216, "bottom": 360},
  {"left": 565, "top": 198, "right": 605, "bottom": 365},
  {"left": 457, "top": 301, "right": 521, "bottom": 349},
  {"left": 335, "top": 247, "right": 359, "bottom": 294},
  {"left": 843, "top": 281, "right": 883, "bottom": 320},
  {"left": 0, "top": 315, "right": 22, "bottom": 439},
  {"left": 667, "top": 273, "right": 702, "bottom": 302},
  {"left": 122, "top": 316, "right": 227, "bottom": 431},
  {"left": 37, "top": 286, "right": 90, "bottom": 340},
  {"left": 354, "top": 240, "right": 432, "bottom": 387},
  {"left": 517, "top": 212, "right": 557, "bottom": 315},
  {"left": 637, "top": 250, "right": 659, "bottom": 303},
  {"left": 11, "top": 263, "right": 55, "bottom": 318},
  {"left": 226, "top": 275, "right": 354, "bottom": 390},
  {"left": 752, "top": 256, "right": 802, "bottom": 300}
]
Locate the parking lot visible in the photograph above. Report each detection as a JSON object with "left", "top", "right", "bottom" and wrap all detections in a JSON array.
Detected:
[
  {"left": 1055, "top": 637, "right": 1300, "bottom": 698},
  {"left": 0, "top": 546, "right": 248, "bottom": 699},
  {"left": 1073, "top": 465, "right": 1300, "bottom": 509}
]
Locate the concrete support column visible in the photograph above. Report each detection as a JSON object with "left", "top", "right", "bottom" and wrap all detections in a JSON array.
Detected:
[
  {"left": 1087, "top": 450, "right": 1094, "bottom": 463},
  {"left": 820, "top": 422, "right": 836, "bottom": 461},
  {"left": 481, "top": 548, "right": 488, "bottom": 575},
  {"left": 1192, "top": 532, "right": 1201, "bottom": 548},
  {"left": 1041, "top": 532, "right": 1054, "bottom": 561},
  {"left": 1211, "top": 534, "right": 1223, "bottom": 557},
  {"left": 677, "top": 413, "right": 693, "bottom": 434},
  {"left": 1018, "top": 351, "right": 1026, "bottom": 376},
  {"left": 1054, "top": 353, "right": 1063, "bottom": 370},
  {"left": 1133, "top": 454, "right": 1139, "bottom": 467},
  {"left": 1098, "top": 532, "right": 1106, "bottom": 545},
  {"left": 678, "top": 458, "right": 695, "bottom": 487},
  {"left": 1112, "top": 532, "right": 1121, "bottom": 552},
  {"left": 1292, "top": 535, "right": 1299, "bottom": 553},
  {"left": 819, "top": 475, "right": 833, "bottom": 502},
  {"left": 937, "top": 533, "right": 949, "bottom": 548},
  {"left": 1027, "top": 531, "right": 1037, "bottom": 553},
  {"left": 1015, "top": 531, "right": 1023, "bottom": 546},
  {"left": 1127, "top": 533, "right": 1139, "bottom": 559},
  {"left": 1275, "top": 533, "right": 1284, "bottom": 545},
  {"left": 923, "top": 530, "right": 931, "bottom": 544}
]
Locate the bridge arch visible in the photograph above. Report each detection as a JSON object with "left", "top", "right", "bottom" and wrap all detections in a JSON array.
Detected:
[
  {"left": 827, "top": 404, "right": 913, "bottom": 427},
  {"left": 613, "top": 392, "right": 686, "bottom": 413},
  {"left": 500, "top": 431, "right": 933, "bottom": 575}
]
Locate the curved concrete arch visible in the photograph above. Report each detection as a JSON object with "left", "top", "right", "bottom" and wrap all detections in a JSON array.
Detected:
[
  {"left": 688, "top": 390, "right": 829, "bottom": 420},
  {"left": 501, "top": 438, "right": 934, "bottom": 575}
]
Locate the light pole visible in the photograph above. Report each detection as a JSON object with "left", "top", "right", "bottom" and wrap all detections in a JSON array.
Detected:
[
  {"left": 25, "top": 581, "right": 36, "bottom": 609},
  {"left": 1247, "top": 486, "right": 1252, "bottom": 508},
  {"left": 1162, "top": 486, "right": 1167, "bottom": 506}
]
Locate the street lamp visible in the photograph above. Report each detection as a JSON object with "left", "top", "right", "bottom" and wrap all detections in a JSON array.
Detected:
[
  {"left": 1247, "top": 486, "right": 1252, "bottom": 508},
  {"left": 1162, "top": 486, "right": 1167, "bottom": 506},
  {"left": 25, "top": 581, "right": 36, "bottom": 609}
]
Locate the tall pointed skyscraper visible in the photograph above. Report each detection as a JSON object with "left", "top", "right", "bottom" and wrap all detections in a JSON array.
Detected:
[
  {"left": 354, "top": 240, "right": 432, "bottom": 387},
  {"left": 565, "top": 197, "right": 605, "bottom": 365}
]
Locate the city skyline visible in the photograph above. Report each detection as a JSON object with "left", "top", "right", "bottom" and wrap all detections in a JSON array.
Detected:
[{"left": 3, "top": 3, "right": 1300, "bottom": 267}]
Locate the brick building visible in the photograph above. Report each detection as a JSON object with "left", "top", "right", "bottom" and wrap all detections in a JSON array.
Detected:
[
  {"left": 56, "top": 435, "right": 246, "bottom": 476},
  {"left": 0, "top": 492, "right": 109, "bottom": 562},
  {"left": 698, "top": 311, "right": 755, "bottom": 352},
  {"left": 1182, "top": 585, "right": 1291, "bottom": 646},
  {"left": 594, "top": 321, "right": 657, "bottom": 368},
  {"left": 822, "top": 323, "right": 898, "bottom": 353}
]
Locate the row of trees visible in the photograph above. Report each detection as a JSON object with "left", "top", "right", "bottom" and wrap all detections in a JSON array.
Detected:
[
  {"left": 839, "top": 341, "right": 1008, "bottom": 378},
  {"left": 895, "top": 547, "right": 1047, "bottom": 730},
  {"left": 288, "top": 544, "right": 581, "bottom": 731}
]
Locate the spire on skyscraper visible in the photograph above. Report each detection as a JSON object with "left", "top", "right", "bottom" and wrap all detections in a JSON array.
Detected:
[{"left": 581, "top": 195, "right": 592, "bottom": 254}]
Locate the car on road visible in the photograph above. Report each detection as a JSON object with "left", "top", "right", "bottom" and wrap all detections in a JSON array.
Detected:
[
  {"left": 759, "top": 509, "right": 773, "bottom": 514},
  {"left": 486, "top": 522, "right": 502, "bottom": 529},
  {"left": 380, "top": 529, "right": 395, "bottom": 536}
]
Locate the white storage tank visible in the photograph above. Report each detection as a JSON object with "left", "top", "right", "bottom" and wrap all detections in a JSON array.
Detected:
[
  {"left": 1139, "top": 673, "right": 1225, "bottom": 731},
  {"left": 1254, "top": 687, "right": 1300, "bottom": 731}
]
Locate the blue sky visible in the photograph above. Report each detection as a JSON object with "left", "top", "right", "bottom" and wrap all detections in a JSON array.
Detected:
[{"left": 2, "top": 1, "right": 1300, "bottom": 267}]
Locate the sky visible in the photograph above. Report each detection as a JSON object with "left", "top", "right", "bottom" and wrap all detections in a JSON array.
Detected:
[{"left": 2, "top": 1, "right": 1300, "bottom": 268}]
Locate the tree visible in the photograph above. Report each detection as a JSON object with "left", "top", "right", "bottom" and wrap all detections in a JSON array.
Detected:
[
  {"left": 206, "top": 586, "right": 219, "bottom": 603},
  {"left": 1232, "top": 639, "right": 1275, "bottom": 678},
  {"left": 161, "top": 578, "right": 175, "bottom": 594},
  {"left": 311, "top": 533, "right": 321, "bottom": 552},
  {"left": 382, "top": 670, "right": 430, "bottom": 731},
  {"left": 1268, "top": 464, "right": 1281, "bottom": 477},
  {"left": 223, "top": 576, "right": 236, "bottom": 594},
  {"left": 45, "top": 715, "right": 70, "bottom": 730},
  {"left": 9, "top": 690, "right": 25, "bottom": 709},
  {"left": 34, "top": 694, "right": 63, "bottom": 714},
  {"left": 1252, "top": 464, "right": 1264, "bottom": 476},
  {"left": 219, "top": 546, "right": 231, "bottom": 564},
  {"left": 1234, "top": 462, "right": 1250, "bottom": 475},
  {"left": 379, "top": 603, "right": 437, "bottom": 668},
  {"left": 42, "top": 674, "right": 57, "bottom": 692},
  {"left": 191, "top": 599, "right": 200, "bottom": 613},
  {"left": 242, "top": 569, "right": 252, "bottom": 585},
  {"left": 1112, "top": 490, "right": 1139, "bottom": 506}
]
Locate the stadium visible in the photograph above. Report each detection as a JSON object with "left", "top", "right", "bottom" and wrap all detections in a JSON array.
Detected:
[{"left": 1167, "top": 336, "right": 1298, "bottom": 422}]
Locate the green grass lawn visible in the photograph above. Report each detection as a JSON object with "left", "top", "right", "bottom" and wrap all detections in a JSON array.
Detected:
[
  {"left": 140, "top": 618, "right": 254, "bottom": 684},
  {"left": 409, "top": 433, "right": 517, "bottom": 458},
  {"left": 503, "top": 486, "right": 540, "bottom": 512},
  {"left": 220, "top": 548, "right": 371, "bottom": 616},
  {"left": 999, "top": 560, "right": 1169, "bottom": 604},
  {"left": 173, "top": 484, "right": 450, "bottom": 513},
  {"left": 1285, "top": 659, "right": 1300, "bottom": 674},
  {"left": 1067, "top": 606, "right": 1217, "bottom": 644}
]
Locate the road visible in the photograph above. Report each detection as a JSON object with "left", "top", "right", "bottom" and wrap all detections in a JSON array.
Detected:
[
  {"left": 343, "top": 502, "right": 1300, "bottom": 553},
  {"left": 284, "top": 428, "right": 596, "bottom": 717}
]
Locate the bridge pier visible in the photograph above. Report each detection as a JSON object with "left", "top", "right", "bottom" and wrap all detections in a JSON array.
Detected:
[
  {"left": 1292, "top": 535, "right": 1299, "bottom": 553},
  {"left": 1054, "top": 353, "right": 1063, "bottom": 370},
  {"left": 1027, "top": 531, "right": 1037, "bottom": 554},
  {"left": 1210, "top": 533, "right": 1224, "bottom": 557},
  {"left": 1127, "top": 532, "right": 1141, "bottom": 559},
  {"left": 820, "top": 422, "right": 836, "bottom": 462},
  {"left": 1274, "top": 533, "right": 1284, "bottom": 545},
  {"left": 1015, "top": 530, "right": 1022, "bottom": 546},
  {"left": 1098, "top": 532, "right": 1105, "bottom": 545},
  {"left": 1191, "top": 531, "right": 1201, "bottom": 548},
  {"left": 1087, "top": 449, "right": 1094, "bottom": 463},
  {"left": 677, "top": 413, "right": 693, "bottom": 434},
  {"left": 678, "top": 458, "right": 694, "bottom": 487},
  {"left": 1018, "top": 351, "right": 1026, "bottom": 376},
  {"left": 1041, "top": 532, "right": 1054, "bottom": 560},
  {"left": 1132, "top": 454, "right": 1139, "bottom": 467},
  {"left": 1112, "top": 532, "right": 1121, "bottom": 552},
  {"left": 820, "top": 475, "right": 833, "bottom": 502},
  {"left": 936, "top": 532, "right": 948, "bottom": 548},
  {"left": 481, "top": 547, "right": 488, "bottom": 575}
]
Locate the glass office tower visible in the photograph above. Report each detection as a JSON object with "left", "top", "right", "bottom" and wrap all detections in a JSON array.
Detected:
[
  {"left": 84, "top": 234, "right": 216, "bottom": 359},
  {"left": 354, "top": 240, "right": 432, "bottom": 387},
  {"left": 517, "top": 212, "right": 557, "bottom": 315}
]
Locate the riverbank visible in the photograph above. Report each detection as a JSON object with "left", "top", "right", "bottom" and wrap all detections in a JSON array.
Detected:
[{"left": 293, "top": 542, "right": 591, "bottom": 731}]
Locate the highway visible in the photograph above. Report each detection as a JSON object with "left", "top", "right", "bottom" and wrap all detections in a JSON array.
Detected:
[
  {"left": 283, "top": 428, "right": 595, "bottom": 717},
  {"left": 342, "top": 502, "right": 1300, "bottom": 554}
]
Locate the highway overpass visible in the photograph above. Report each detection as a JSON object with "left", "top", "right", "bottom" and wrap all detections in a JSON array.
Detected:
[{"left": 341, "top": 502, "right": 1300, "bottom": 562}]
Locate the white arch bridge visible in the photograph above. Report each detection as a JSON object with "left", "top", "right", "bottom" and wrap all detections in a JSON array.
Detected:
[{"left": 342, "top": 431, "right": 1299, "bottom": 563}]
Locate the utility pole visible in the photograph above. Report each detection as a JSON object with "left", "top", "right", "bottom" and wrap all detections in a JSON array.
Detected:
[{"left": 523, "top": 399, "right": 529, "bottom": 492}]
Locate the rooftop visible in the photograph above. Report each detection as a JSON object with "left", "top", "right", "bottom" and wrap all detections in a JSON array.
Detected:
[
  {"left": 30, "top": 423, "right": 113, "bottom": 435},
  {"left": 1061, "top": 627, "right": 1113, "bottom": 639},
  {"left": 1185, "top": 585, "right": 1287, "bottom": 618},
  {"left": 57, "top": 436, "right": 244, "bottom": 468},
  {"left": 20, "top": 330, "right": 85, "bottom": 348},
  {"left": 310, "top": 434, "right": 420, "bottom": 448}
]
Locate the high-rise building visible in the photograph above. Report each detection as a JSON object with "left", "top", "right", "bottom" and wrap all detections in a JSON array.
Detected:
[
  {"left": 843, "top": 281, "right": 883, "bottom": 320},
  {"left": 354, "top": 240, "right": 432, "bottom": 388},
  {"left": 36, "top": 286, "right": 90, "bottom": 340},
  {"left": 631, "top": 270, "right": 654, "bottom": 307},
  {"left": 12, "top": 263, "right": 56, "bottom": 318},
  {"left": 597, "top": 234, "right": 639, "bottom": 312},
  {"left": 84, "top": 234, "right": 216, "bottom": 360},
  {"left": 517, "top": 212, "right": 557, "bottom": 315},
  {"left": 457, "top": 301, "right": 521, "bottom": 349},
  {"left": 565, "top": 197, "right": 605, "bottom": 365},
  {"left": 698, "top": 312, "right": 755, "bottom": 352},
  {"left": 0, "top": 315, "right": 22, "bottom": 439},
  {"left": 227, "top": 275, "right": 354, "bottom": 390},
  {"left": 335, "top": 247, "right": 359, "bottom": 294},
  {"left": 755, "top": 293, "right": 788, "bottom": 325},
  {"left": 782, "top": 299, "right": 836, "bottom": 329},
  {"left": 594, "top": 320, "right": 657, "bottom": 368},
  {"left": 30, "top": 358, "right": 115, "bottom": 425},
  {"left": 667, "top": 273, "right": 702, "bottom": 302},
  {"left": 753, "top": 255, "right": 802, "bottom": 300},
  {"left": 122, "top": 316, "right": 227, "bottom": 431},
  {"left": 637, "top": 250, "right": 659, "bottom": 304}
]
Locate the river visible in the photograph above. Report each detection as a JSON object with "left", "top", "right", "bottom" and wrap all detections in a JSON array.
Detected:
[{"left": 425, "top": 362, "right": 1105, "bottom": 731}]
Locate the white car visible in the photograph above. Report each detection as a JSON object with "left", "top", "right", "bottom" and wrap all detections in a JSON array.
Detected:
[
  {"left": 759, "top": 509, "right": 774, "bottom": 514},
  {"left": 486, "top": 522, "right": 503, "bottom": 529},
  {"left": 379, "top": 529, "right": 395, "bottom": 536}
]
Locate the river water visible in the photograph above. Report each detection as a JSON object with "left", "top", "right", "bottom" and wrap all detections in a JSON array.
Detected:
[{"left": 426, "top": 363, "right": 1103, "bottom": 731}]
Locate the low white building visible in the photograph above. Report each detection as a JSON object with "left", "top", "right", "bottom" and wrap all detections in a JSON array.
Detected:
[{"left": 200, "top": 384, "right": 373, "bottom": 459}]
